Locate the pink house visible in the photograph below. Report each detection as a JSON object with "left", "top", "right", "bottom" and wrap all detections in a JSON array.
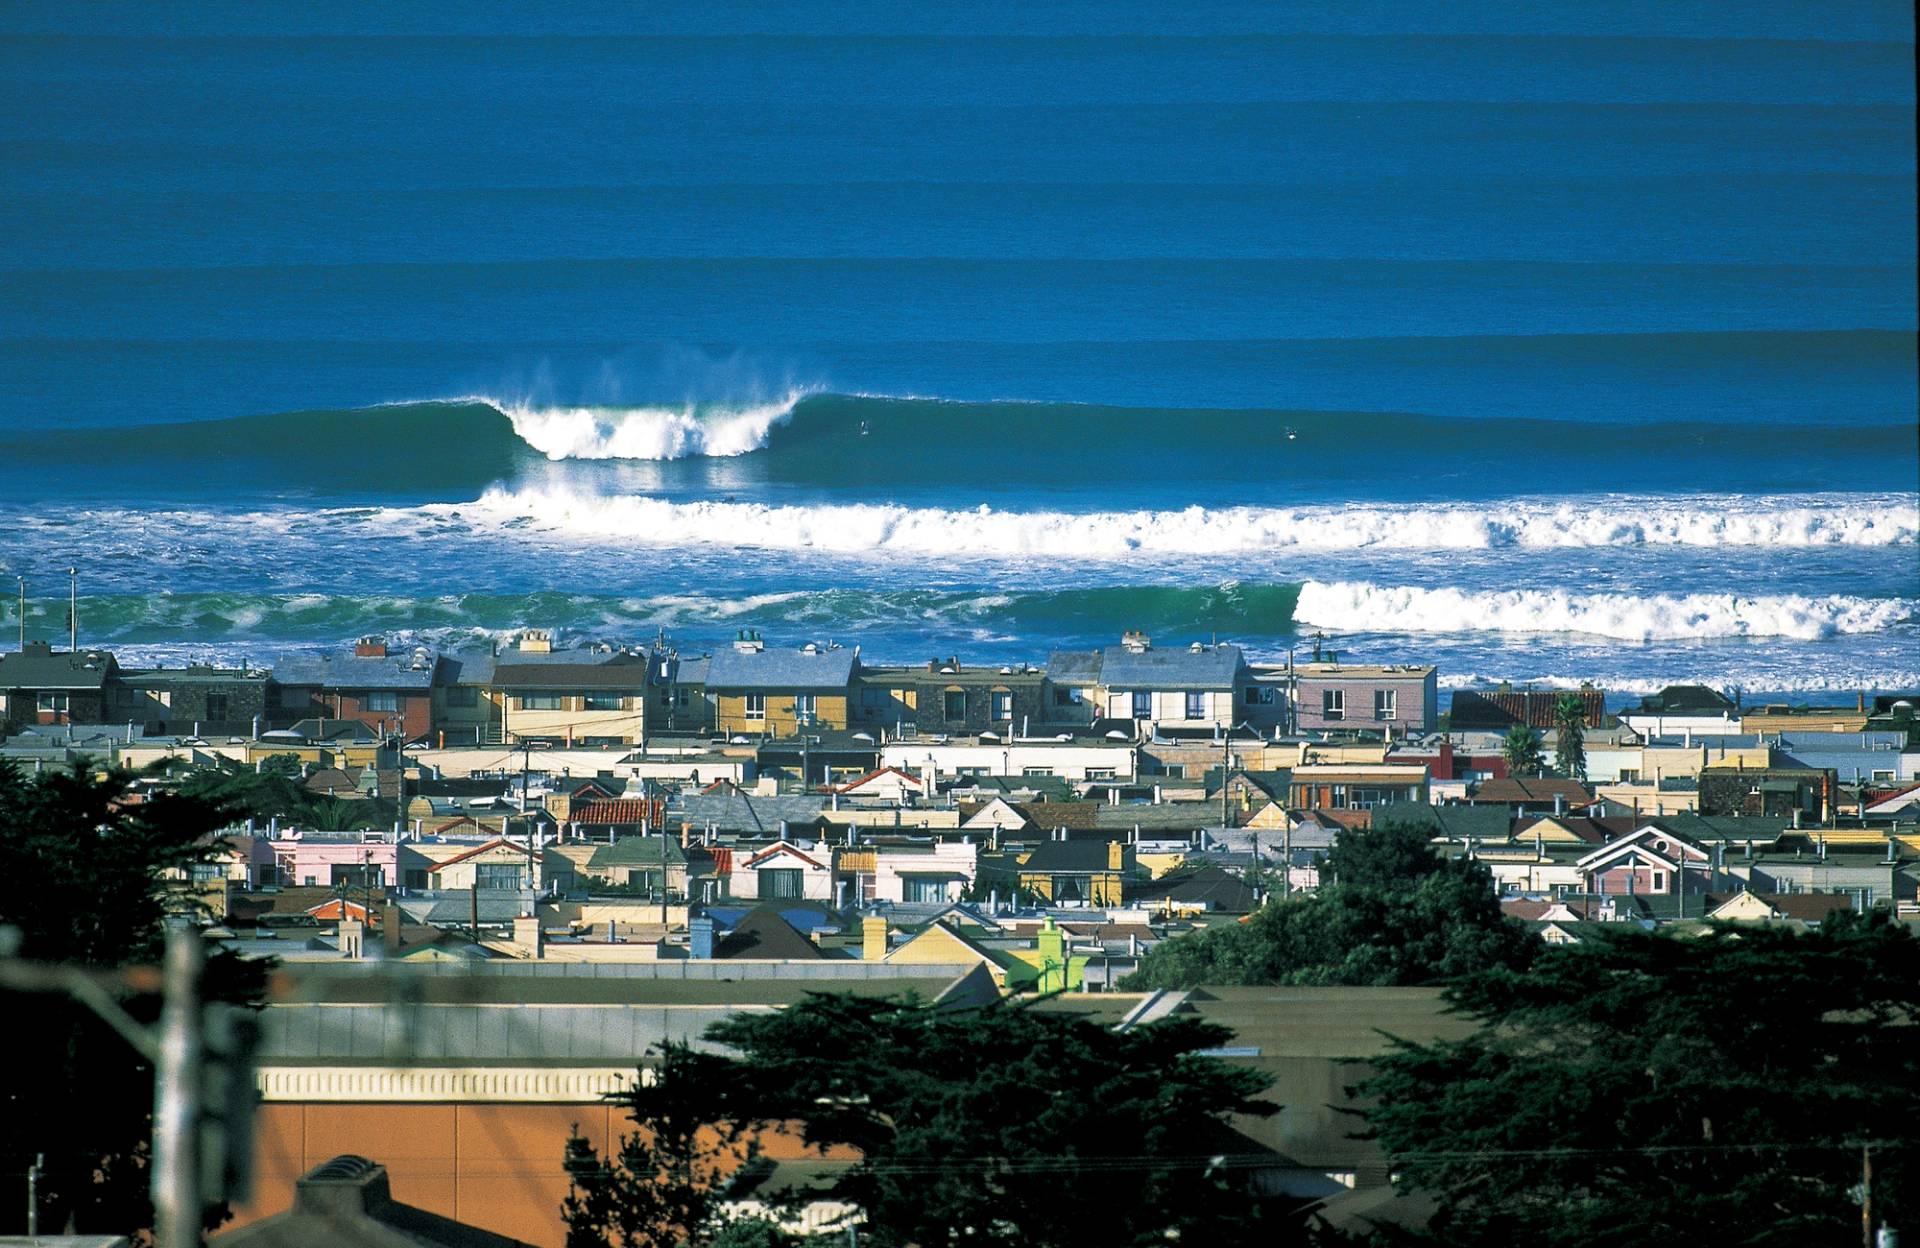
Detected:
[{"left": 266, "top": 835, "right": 400, "bottom": 888}]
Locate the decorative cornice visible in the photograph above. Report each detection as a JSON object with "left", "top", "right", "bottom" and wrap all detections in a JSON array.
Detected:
[{"left": 257, "top": 1065, "right": 645, "bottom": 1103}]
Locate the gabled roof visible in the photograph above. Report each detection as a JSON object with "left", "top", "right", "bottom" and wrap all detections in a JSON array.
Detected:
[
  {"left": 704, "top": 645, "right": 856, "bottom": 690},
  {"left": 1131, "top": 864, "right": 1257, "bottom": 911},
  {"left": 744, "top": 842, "right": 829, "bottom": 871},
  {"left": 1714, "top": 891, "right": 1857, "bottom": 922},
  {"left": 427, "top": 838, "right": 535, "bottom": 872},
  {"left": 713, "top": 909, "right": 830, "bottom": 960},
  {"left": 830, "top": 767, "right": 923, "bottom": 795},
  {"left": 1097, "top": 642, "right": 1243, "bottom": 691},
  {"left": 676, "top": 790, "right": 828, "bottom": 833},
  {"left": 1575, "top": 823, "right": 1708, "bottom": 871}
]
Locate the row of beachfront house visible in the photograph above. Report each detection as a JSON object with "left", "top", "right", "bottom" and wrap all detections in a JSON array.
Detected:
[{"left": 0, "top": 627, "right": 1438, "bottom": 746}]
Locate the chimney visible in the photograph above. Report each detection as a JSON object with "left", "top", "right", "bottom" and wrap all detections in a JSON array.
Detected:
[
  {"left": 338, "top": 918, "right": 364, "bottom": 960},
  {"left": 862, "top": 914, "right": 889, "bottom": 961},
  {"left": 1553, "top": 792, "right": 1565, "bottom": 816},
  {"left": 383, "top": 901, "right": 403, "bottom": 952},
  {"left": 513, "top": 914, "right": 543, "bottom": 959},
  {"left": 518, "top": 629, "right": 553, "bottom": 654},
  {"left": 689, "top": 914, "right": 715, "bottom": 959},
  {"left": 1107, "top": 840, "right": 1124, "bottom": 871},
  {"left": 353, "top": 637, "right": 388, "bottom": 658}
]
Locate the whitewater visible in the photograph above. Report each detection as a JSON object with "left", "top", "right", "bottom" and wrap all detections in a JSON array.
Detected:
[{"left": 453, "top": 487, "right": 1919, "bottom": 554}]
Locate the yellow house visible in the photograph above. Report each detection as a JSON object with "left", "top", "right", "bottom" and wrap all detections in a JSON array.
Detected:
[
  {"left": 864, "top": 916, "right": 1083, "bottom": 993},
  {"left": 704, "top": 636, "right": 856, "bottom": 736},
  {"left": 1017, "top": 839, "right": 1130, "bottom": 907}
]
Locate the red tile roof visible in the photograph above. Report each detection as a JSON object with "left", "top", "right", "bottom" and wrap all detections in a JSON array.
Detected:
[{"left": 574, "top": 799, "right": 666, "bottom": 826}]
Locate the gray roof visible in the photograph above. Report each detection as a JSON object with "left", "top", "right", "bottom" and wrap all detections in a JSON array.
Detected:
[
  {"left": 120, "top": 667, "right": 265, "bottom": 688},
  {"left": 674, "top": 656, "right": 710, "bottom": 685},
  {"left": 441, "top": 653, "right": 496, "bottom": 686},
  {"left": 587, "top": 838, "right": 688, "bottom": 869},
  {"left": 273, "top": 652, "right": 440, "bottom": 691},
  {"left": 1046, "top": 650, "right": 1103, "bottom": 684},
  {"left": 703, "top": 645, "right": 856, "bottom": 690},
  {"left": 490, "top": 652, "right": 655, "bottom": 690},
  {"left": 0, "top": 645, "right": 115, "bottom": 690},
  {"left": 1097, "top": 643, "right": 1243, "bottom": 691},
  {"left": 675, "top": 791, "right": 830, "bottom": 833}
]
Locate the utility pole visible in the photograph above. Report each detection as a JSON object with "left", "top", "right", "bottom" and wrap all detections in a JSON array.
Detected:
[
  {"left": 1220, "top": 722, "right": 1232, "bottom": 830},
  {"left": 68, "top": 567, "right": 77, "bottom": 652},
  {"left": 1861, "top": 1142, "right": 1872, "bottom": 1248},
  {"left": 14, "top": 576, "right": 22, "bottom": 650},
  {"left": 152, "top": 921, "right": 203, "bottom": 1248}
]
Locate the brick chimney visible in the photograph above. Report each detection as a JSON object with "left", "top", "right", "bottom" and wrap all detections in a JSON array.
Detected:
[
  {"left": 353, "top": 637, "right": 388, "bottom": 658},
  {"left": 1107, "top": 840, "right": 1124, "bottom": 871}
]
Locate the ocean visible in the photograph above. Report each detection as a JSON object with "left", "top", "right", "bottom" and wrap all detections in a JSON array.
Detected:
[{"left": 1, "top": 2, "right": 1914, "bottom": 702}]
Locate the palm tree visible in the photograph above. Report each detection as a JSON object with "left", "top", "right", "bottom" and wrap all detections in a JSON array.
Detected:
[
  {"left": 1501, "top": 724, "right": 1544, "bottom": 778},
  {"left": 1553, "top": 693, "right": 1589, "bottom": 782}
]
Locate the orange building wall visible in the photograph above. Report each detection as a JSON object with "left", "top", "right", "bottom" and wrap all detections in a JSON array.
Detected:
[
  {"left": 230, "top": 1102, "right": 617, "bottom": 1248},
  {"left": 229, "top": 1102, "right": 855, "bottom": 1248}
]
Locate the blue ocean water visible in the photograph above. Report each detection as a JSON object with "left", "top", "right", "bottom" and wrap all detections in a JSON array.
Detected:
[{"left": 0, "top": 1, "right": 1914, "bottom": 699}]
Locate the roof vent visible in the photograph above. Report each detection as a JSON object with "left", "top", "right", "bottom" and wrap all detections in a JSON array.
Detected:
[
  {"left": 295, "top": 1154, "right": 392, "bottom": 1216},
  {"left": 1121, "top": 631, "right": 1151, "bottom": 654}
]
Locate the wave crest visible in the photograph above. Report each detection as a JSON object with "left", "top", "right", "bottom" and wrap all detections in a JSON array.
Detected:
[
  {"left": 496, "top": 392, "right": 809, "bottom": 460},
  {"left": 1296, "top": 580, "right": 1917, "bottom": 641}
]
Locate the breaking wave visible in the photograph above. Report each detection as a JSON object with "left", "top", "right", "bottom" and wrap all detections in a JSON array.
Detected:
[
  {"left": 490, "top": 392, "right": 811, "bottom": 460},
  {"left": 1295, "top": 581, "right": 1917, "bottom": 641},
  {"left": 457, "top": 487, "right": 1920, "bottom": 554}
]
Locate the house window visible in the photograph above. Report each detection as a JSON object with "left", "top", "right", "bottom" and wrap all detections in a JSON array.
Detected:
[
  {"left": 475, "top": 863, "right": 526, "bottom": 890},
  {"left": 903, "top": 875, "right": 952, "bottom": 903},
  {"left": 1873, "top": 770, "right": 1895, "bottom": 783},
  {"left": 1651, "top": 871, "right": 1666, "bottom": 893},
  {"left": 1053, "top": 687, "right": 1083, "bottom": 707},
  {"left": 793, "top": 694, "right": 817, "bottom": 721},
  {"left": 36, "top": 693, "right": 69, "bottom": 713},
  {"left": 861, "top": 687, "right": 888, "bottom": 710},
  {"left": 1053, "top": 875, "right": 1086, "bottom": 904},
  {"left": 1322, "top": 689, "right": 1345, "bottom": 720},
  {"left": 367, "top": 692, "right": 400, "bottom": 713},
  {"left": 403, "top": 869, "right": 429, "bottom": 890},
  {"left": 583, "top": 693, "right": 624, "bottom": 711},
  {"left": 675, "top": 688, "right": 690, "bottom": 707},
  {"left": 520, "top": 694, "right": 563, "bottom": 711},
  {"left": 1374, "top": 689, "right": 1398, "bottom": 720},
  {"left": 744, "top": 693, "right": 767, "bottom": 721},
  {"left": 1131, "top": 691, "right": 1152, "bottom": 719},
  {"left": 944, "top": 689, "right": 967, "bottom": 720},
  {"left": 1618, "top": 769, "right": 1641, "bottom": 783},
  {"left": 445, "top": 686, "right": 478, "bottom": 708},
  {"left": 205, "top": 693, "right": 231, "bottom": 721},
  {"left": 1086, "top": 768, "right": 1115, "bottom": 780},
  {"left": 1244, "top": 686, "right": 1275, "bottom": 705},
  {"left": 991, "top": 691, "right": 1013, "bottom": 721},
  {"left": 759, "top": 867, "right": 803, "bottom": 899},
  {"left": 1022, "top": 766, "right": 1054, "bottom": 778},
  {"left": 1184, "top": 691, "right": 1206, "bottom": 719}
]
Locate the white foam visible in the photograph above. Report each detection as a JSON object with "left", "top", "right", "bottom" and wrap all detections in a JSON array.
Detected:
[
  {"left": 452, "top": 488, "right": 1919, "bottom": 555},
  {"left": 498, "top": 392, "right": 808, "bottom": 460},
  {"left": 1295, "top": 580, "right": 1917, "bottom": 642}
]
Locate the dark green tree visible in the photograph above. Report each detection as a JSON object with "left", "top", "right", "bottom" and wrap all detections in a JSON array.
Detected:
[
  {"left": 565, "top": 995, "right": 1285, "bottom": 1248},
  {"left": 1122, "top": 818, "right": 1536, "bottom": 989},
  {"left": 1499, "top": 724, "right": 1543, "bottom": 778},
  {"left": 0, "top": 759, "right": 267, "bottom": 1237},
  {"left": 562, "top": 1043, "right": 751, "bottom": 1248},
  {"left": 1552, "top": 694, "right": 1588, "bottom": 782},
  {"left": 1351, "top": 914, "right": 1920, "bottom": 1246}
]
